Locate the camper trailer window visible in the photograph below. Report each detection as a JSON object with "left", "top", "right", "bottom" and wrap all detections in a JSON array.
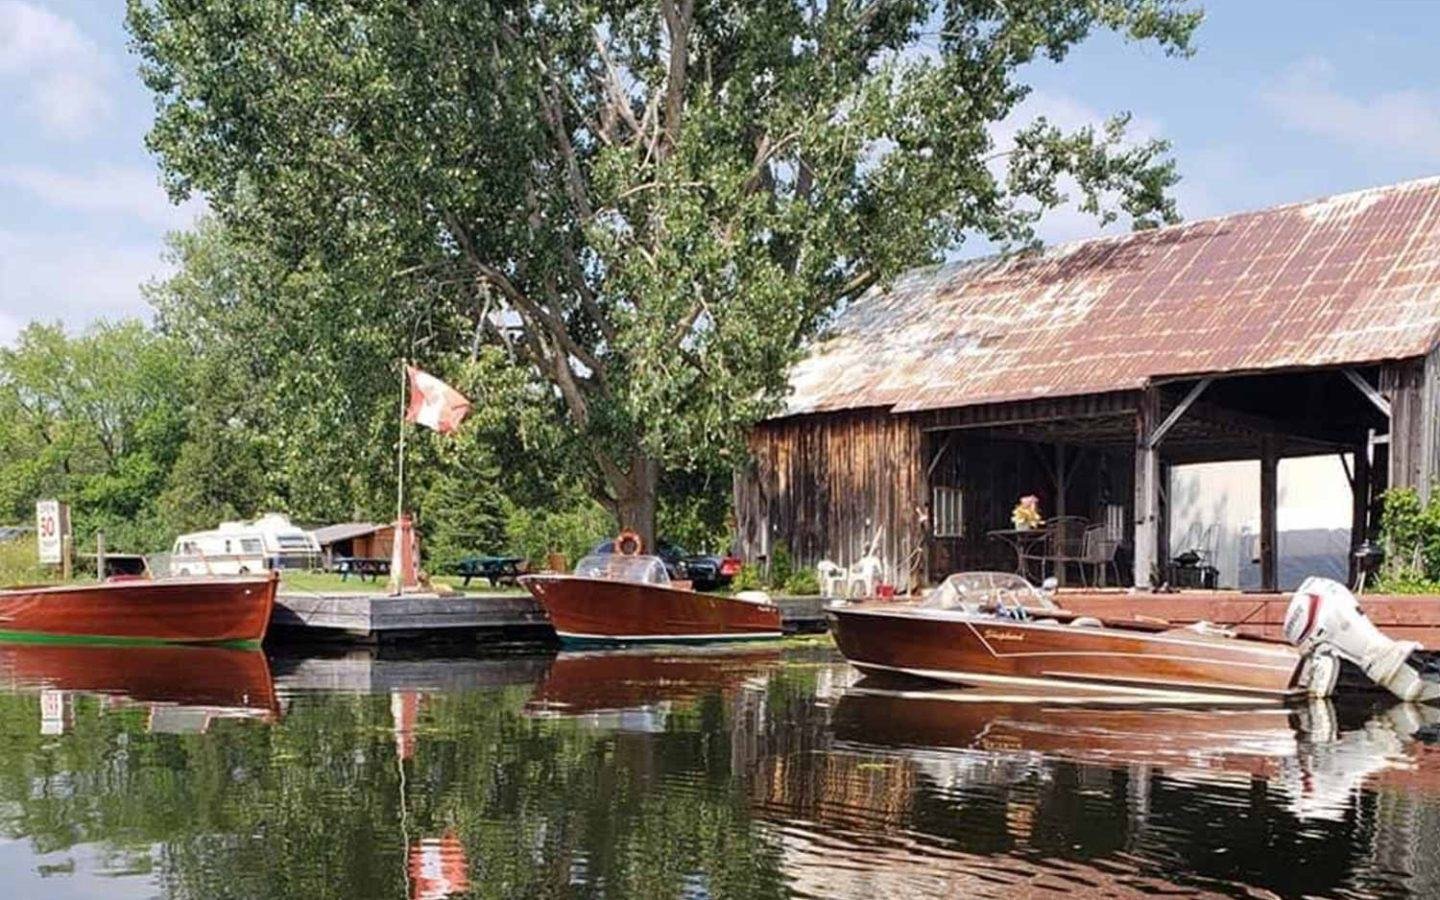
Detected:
[{"left": 241, "top": 539, "right": 263, "bottom": 554}]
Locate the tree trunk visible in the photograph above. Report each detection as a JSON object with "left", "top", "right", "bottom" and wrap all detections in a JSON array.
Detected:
[{"left": 609, "top": 453, "right": 658, "bottom": 554}]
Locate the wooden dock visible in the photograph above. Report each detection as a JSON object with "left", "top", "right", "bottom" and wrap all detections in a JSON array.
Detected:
[{"left": 270, "top": 591, "right": 829, "bottom": 643}]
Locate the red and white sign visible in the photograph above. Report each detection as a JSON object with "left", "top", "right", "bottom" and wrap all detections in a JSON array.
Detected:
[
  {"left": 405, "top": 366, "right": 471, "bottom": 435},
  {"left": 35, "top": 500, "right": 64, "bottom": 565}
]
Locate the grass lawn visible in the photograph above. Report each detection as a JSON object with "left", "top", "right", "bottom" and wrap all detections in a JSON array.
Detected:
[{"left": 279, "top": 570, "right": 529, "bottom": 595}]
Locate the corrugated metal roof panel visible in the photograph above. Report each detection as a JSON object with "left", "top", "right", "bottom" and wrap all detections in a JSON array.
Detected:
[{"left": 782, "top": 176, "right": 1440, "bottom": 417}]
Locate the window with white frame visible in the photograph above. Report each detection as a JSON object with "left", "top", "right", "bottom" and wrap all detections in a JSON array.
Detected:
[{"left": 932, "top": 486, "right": 965, "bottom": 538}]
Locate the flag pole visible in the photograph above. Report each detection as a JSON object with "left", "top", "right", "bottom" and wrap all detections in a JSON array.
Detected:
[{"left": 395, "top": 359, "right": 408, "bottom": 597}]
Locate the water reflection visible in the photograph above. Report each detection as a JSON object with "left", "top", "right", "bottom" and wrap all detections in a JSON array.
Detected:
[{"left": 0, "top": 642, "right": 1433, "bottom": 897}]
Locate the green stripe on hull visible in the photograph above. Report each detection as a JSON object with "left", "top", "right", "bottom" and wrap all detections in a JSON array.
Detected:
[
  {"left": 0, "top": 630, "right": 261, "bottom": 650},
  {"left": 558, "top": 632, "right": 783, "bottom": 648}
]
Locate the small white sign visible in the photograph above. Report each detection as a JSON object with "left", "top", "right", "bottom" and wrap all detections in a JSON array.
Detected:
[{"left": 35, "top": 499, "right": 62, "bottom": 565}]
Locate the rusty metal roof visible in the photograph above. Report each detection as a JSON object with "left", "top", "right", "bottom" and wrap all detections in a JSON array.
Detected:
[{"left": 783, "top": 176, "right": 1440, "bottom": 417}]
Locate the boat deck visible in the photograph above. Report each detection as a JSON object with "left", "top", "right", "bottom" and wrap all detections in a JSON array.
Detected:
[
  {"left": 270, "top": 591, "right": 828, "bottom": 643},
  {"left": 1058, "top": 589, "right": 1440, "bottom": 645}
]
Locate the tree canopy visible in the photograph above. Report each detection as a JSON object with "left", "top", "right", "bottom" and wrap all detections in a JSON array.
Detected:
[{"left": 129, "top": 0, "right": 1201, "bottom": 545}]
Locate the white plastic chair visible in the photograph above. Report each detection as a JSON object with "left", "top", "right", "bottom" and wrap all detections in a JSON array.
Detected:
[
  {"left": 846, "top": 556, "right": 884, "bottom": 598},
  {"left": 816, "top": 560, "right": 846, "bottom": 597}
]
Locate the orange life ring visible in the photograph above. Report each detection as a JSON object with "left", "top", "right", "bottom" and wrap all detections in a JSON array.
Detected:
[{"left": 615, "top": 530, "right": 644, "bottom": 556}]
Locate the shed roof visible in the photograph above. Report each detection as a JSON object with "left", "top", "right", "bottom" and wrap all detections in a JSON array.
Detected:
[
  {"left": 311, "top": 522, "right": 389, "bottom": 545},
  {"left": 783, "top": 176, "right": 1440, "bottom": 417}
]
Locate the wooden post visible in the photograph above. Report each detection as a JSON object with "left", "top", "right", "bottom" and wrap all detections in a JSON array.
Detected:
[
  {"left": 1054, "top": 443, "right": 1067, "bottom": 586},
  {"left": 1348, "top": 444, "right": 1371, "bottom": 585},
  {"left": 1157, "top": 461, "right": 1172, "bottom": 579},
  {"left": 95, "top": 530, "right": 106, "bottom": 581},
  {"left": 1133, "top": 389, "right": 1160, "bottom": 589},
  {"left": 1260, "top": 437, "right": 1279, "bottom": 592}
]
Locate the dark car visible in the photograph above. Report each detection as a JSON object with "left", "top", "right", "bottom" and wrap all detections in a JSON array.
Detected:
[{"left": 591, "top": 539, "right": 741, "bottom": 590}]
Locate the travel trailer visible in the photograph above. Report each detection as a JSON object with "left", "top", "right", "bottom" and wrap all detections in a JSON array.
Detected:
[{"left": 170, "top": 513, "right": 321, "bottom": 576}]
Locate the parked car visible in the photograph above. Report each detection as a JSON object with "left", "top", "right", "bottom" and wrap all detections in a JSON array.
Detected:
[{"left": 590, "top": 539, "right": 741, "bottom": 590}]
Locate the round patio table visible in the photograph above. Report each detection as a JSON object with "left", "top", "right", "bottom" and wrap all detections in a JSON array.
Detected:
[{"left": 986, "top": 527, "right": 1049, "bottom": 580}]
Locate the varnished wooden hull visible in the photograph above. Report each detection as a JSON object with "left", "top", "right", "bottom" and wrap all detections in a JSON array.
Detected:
[
  {"left": 0, "top": 574, "right": 277, "bottom": 646},
  {"left": 520, "top": 575, "right": 783, "bottom": 644},
  {"left": 829, "top": 603, "right": 1305, "bottom": 699},
  {"left": 0, "top": 642, "right": 277, "bottom": 715}
]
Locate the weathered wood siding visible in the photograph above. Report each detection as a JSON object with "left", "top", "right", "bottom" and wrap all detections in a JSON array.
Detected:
[
  {"left": 1382, "top": 347, "right": 1440, "bottom": 498},
  {"left": 734, "top": 409, "right": 925, "bottom": 591}
]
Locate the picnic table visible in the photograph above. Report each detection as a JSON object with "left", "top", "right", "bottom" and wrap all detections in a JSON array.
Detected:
[
  {"left": 456, "top": 555, "right": 527, "bottom": 588},
  {"left": 335, "top": 556, "right": 391, "bottom": 583}
]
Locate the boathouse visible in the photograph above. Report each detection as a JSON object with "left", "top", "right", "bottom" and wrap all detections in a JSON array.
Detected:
[{"left": 734, "top": 177, "right": 1440, "bottom": 592}]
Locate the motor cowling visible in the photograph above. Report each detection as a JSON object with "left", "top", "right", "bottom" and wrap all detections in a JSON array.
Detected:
[{"left": 1285, "top": 577, "right": 1440, "bottom": 703}]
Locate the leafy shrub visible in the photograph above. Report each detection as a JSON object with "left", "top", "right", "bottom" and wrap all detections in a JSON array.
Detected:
[
  {"left": 731, "top": 563, "right": 765, "bottom": 592},
  {"left": 769, "top": 542, "right": 794, "bottom": 589},
  {"left": 1375, "top": 487, "right": 1440, "bottom": 592},
  {"left": 783, "top": 568, "right": 820, "bottom": 596}
]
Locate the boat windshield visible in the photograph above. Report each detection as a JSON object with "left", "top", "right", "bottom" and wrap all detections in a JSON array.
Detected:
[
  {"left": 921, "top": 571, "right": 1057, "bottom": 612},
  {"left": 573, "top": 554, "right": 671, "bottom": 586}
]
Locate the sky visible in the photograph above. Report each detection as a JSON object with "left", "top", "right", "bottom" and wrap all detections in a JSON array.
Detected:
[{"left": 2, "top": 1, "right": 1440, "bottom": 346}]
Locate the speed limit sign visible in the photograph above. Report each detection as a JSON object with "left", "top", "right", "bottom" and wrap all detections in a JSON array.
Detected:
[{"left": 35, "top": 500, "right": 65, "bottom": 565}]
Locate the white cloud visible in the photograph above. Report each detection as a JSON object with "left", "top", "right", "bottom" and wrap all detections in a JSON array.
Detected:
[
  {"left": 1262, "top": 56, "right": 1440, "bottom": 164},
  {"left": 0, "top": 164, "right": 201, "bottom": 229},
  {"left": 0, "top": 230, "right": 164, "bottom": 342},
  {"left": 0, "top": 1, "right": 109, "bottom": 137}
]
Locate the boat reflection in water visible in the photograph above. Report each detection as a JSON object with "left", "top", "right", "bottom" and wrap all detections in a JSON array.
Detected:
[
  {"left": 749, "top": 674, "right": 1440, "bottom": 898},
  {"left": 0, "top": 642, "right": 278, "bottom": 733},
  {"left": 524, "top": 645, "right": 785, "bottom": 729}
]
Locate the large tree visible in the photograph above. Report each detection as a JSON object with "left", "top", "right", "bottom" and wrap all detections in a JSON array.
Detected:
[{"left": 129, "top": 0, "right": 1200, "bottom": 546}]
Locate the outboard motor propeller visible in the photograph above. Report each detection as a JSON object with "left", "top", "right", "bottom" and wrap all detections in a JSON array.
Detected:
[{"left": 1285, "top": 577, "right": 1440, "bottom": 703}]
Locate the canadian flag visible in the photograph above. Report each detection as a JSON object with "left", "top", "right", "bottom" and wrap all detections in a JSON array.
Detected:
[{"left": 405, "top": 365, "right": 471, "bottom": 434}]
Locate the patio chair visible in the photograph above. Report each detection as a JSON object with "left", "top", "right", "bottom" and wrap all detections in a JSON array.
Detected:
[
  {"left": 845, "top": 556, "right": 884, "bottom": 598},
  {"left": 816, "top": 560, "right": 846, "bottom": 598},
  {"left": 1079, "top": 524, "right": 1121, "bottom": 587},
  {"left": 1040, "top": 516, "right": 1090, "bottom": 581}
]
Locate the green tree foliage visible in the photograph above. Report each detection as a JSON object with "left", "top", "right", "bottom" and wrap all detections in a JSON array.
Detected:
[
  {"left": 128, "top": 0, "right": 1202, "bottom": 547},
  {"left": 0, "top": 321, "right": 189, "bottom": 551},
  {"left": 1376, "top": 487, "right": 1440, "bottom": 592}
]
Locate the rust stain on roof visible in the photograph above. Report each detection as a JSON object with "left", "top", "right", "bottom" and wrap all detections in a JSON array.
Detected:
[{"left": 783, "top": 176, "right": 1440, "bottom": 417}]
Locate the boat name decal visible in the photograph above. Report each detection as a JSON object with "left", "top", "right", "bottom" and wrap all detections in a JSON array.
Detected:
[{"left": 982, "top": 629, "right": 1025, "bottom": 642}]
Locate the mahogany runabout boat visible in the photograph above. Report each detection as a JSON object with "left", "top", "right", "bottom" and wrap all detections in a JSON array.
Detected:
[
  {"left": 830, "top": 572, "right": 1311, "bottom": 700},
  {"left": 0, "top": 573, "right": 278, "bottom": 647},
  {"left": 521, "top": 553, "right": 782, "bottom": 646}
]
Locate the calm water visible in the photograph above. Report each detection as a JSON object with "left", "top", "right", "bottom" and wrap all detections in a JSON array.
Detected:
[{"left": 0, "top": 641, "right": 1436, "bottom": 899}]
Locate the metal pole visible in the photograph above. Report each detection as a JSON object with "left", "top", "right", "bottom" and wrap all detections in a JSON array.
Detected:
[{"left": 395, "top": 360, "right": 408, "bottom": 598}]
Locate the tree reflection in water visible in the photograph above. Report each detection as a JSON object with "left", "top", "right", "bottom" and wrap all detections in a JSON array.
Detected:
[{"left": 0, "top": 644, "right": 1434, "bottom": 898}]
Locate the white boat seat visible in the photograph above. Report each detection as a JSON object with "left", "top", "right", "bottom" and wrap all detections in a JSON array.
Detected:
[
  {"left": 1070, "top": 616, "right": 1103, "bottom": 628},
  {"left": 735, "top": 590, "right": 772, "bottom": 605}
]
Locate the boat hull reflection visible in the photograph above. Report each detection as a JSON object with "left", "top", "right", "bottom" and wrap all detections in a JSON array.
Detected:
[
  {"left": 526, "top": 646, "right": 783, "bottom": 718},
  {"left": 0, "top": 642, "right": 277, "bottom": 719}
]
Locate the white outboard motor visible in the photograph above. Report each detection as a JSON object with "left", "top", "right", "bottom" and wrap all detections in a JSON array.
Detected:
[{"left": 1284, "top": 577, "right": 1440, "bottom": 703}]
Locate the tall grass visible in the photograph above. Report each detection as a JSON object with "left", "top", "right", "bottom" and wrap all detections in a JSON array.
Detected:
[{"left": 0, "top": 536, "right": 62, "bottom": 587}]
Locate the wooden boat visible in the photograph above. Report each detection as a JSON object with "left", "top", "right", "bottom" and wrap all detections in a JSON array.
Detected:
[
  {"left": 829, "top": 572, "right": 1310, "bottom": 700},
  {"left": 0, "top": 573, "right": 278, "bottom": 647},
  {"left": 520, "top": 553, "right": 782, "bottom": 645}
]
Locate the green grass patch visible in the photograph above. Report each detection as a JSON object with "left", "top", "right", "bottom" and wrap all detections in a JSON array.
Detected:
[{"left": 279, "top": 570, "right": 528, "bottom": 595}]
